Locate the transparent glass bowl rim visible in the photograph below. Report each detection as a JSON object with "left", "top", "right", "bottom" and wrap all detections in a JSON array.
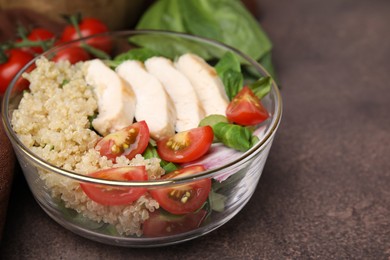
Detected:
[{"left": 1, "top": 29, "right": 282, "bottom": 187}]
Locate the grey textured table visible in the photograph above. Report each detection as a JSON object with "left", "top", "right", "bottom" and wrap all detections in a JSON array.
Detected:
[{"left": 1, "top": 0, "right": 390, "bottom": 259}]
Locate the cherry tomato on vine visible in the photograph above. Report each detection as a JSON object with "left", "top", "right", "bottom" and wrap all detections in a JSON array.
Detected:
[
  {"left": 156, "top": 126, "right": 214, "bottom": 163},
  {"left": 80, "top": 166, "right": 148, "bottom": 206},
  {"left": 0, "top": 49, "right": 34, "bottom": 94},
  {"left": 26, "top": 28, "right": 55, "bottom": 54},
  {"left": 60, "top": 17, "right": 112, "bottom": 54},
  {"left": 226, "top": 86, "right": 269, "bottom": 126},
  {"left": 51, "top": 46, "right": 91, "bottom": 64},
  {"left": 149, "top": 165, "right": 211, "bottom": 215},
  {"left": 95, "top": 121, "right": 150, "bottom": 162},
  {"left": 143, "top": 209, "right": 207, "bottom": 237}
]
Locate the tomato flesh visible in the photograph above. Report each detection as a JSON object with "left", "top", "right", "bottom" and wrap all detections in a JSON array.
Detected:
[
  {"left": 156, "top": 126, "right": 213, "bottom": 163},
  {"left": 150, "top": 165, "right": 211, "bottom": 215},
  {"left": 226, "top": 86, "right": 269, "bottom": 126},
  {"left": 95, "top": 121, "right": 150, "bottom": 162},
  {"left": 80, "top": 166, "right": 148, "bottom": 205},
  {"left": 143, "top": 209, "right": 207, "bottom": 237}
]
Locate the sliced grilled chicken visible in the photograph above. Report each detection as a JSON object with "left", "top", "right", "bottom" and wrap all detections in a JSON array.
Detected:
[
  {"left": 145, "top": 56, "right": 205, "bottom": 132},
  {"left": 84, "top": 59, "right": 135, "bottom": 136},
  {"left": 116, "top": 60, "right": 175, "bottom": 140},
  {"left": 175, "top": 53, "right": 229, "bottom": 116}
]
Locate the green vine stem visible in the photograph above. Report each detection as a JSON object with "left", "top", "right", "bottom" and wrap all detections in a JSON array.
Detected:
[
  {"left": 68, "top": 14, "right": 110, "bottom": 60},
  {"left": 0, "top": 47, "right": 8, "bottom": 63}
]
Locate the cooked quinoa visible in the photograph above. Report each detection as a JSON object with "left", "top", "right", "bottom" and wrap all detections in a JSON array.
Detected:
[{"left": 11, "top": 58, "right": 164, "bottom": 236}]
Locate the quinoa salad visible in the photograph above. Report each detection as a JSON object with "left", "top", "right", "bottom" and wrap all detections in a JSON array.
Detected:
[
  {"left": 12, "top": 59, "right": 164, "bottom": 236},
  {"left": 10, "top": 48, "right": 272, "bottom": 237}
]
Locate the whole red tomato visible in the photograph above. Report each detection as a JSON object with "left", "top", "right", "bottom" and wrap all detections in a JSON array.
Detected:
[
  {"left": 26, "top": 28, "right": 55, "bottom": 54},
  {"left": 0, "top": 49, "right": 34, "bottom": 94},
  {"left": 16, "top": 28, "right": 55, "bottom": 55},
  {"left": 60, "top": 17, "right": 112, "bottom": 54},
  {"left": 51, "top": 46, "right": 91, "bottom": 64}
]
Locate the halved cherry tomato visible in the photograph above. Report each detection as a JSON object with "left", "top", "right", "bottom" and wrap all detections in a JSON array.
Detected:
[
  {"left": 143, "top": 209, "right": 207, "bottom": 238},
  {"left": 0, "top": 49, "right": 34, "bottom": 94},
  {"left": 51, "top": 46, "right": 91, "bottom": 64},
  {"left": 156, "top": 126, "right": 213, "bottom": 163},
  {"left": 149, "top": 165, "right": 211, "bottom": 215},
  {"left": 226, "top": 86, "right": 269, "bottom": 126},
  {"left": 60, "top": 17, "right": 112, "bottom": 54},
  {"left": 80, "top": 166, "right": 148, "bottom": 206},
  {"left": 95, "top": 121, "right": 150, "bottom": 162}
]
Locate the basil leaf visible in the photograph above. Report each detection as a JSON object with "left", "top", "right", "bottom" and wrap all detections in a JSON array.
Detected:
[
  {"left": 258, "top": 52, "right": 277, "bottom": 80},
  {"left": 208, "top": 189, "right": 227, "bottom": 212},
  {"left": 248, "top": 76, "right": 272, "bottom": 99},
  {"left": 60, "top": 79, "right": 69, "bottom": 88},
  {"left": 213, "top": 122, "right": 256, "bottom": 152},
  {"left": 129, "top": 33, "right": 214, "bottom": 60},
  {"left": 199, "top": 115, "right": 229, "bottom": 142},
  {"left": 198, "top": 114, "right": 229, "bottom": 128},
  {"left": 221, "top": 69, "right": 243, "bottom": 100},
  {"left": 98, "top": 224, "right": 120, "bottom": 236},
  {"left": 111, "top": 48, "right": 161, "bottom": 67},
  {"left": 179, "top": 0, "right": 223, "bottom": 40},
  {"left": 142, "top": 143, "right": 178, "bottom": 173},
  {"left": 215, "top": 52, "right": 243, "bottom": 100},
  {"left": 136, "top": 0, "right": 185, "bottom": 31},
  {"left": 142, "top": 143, "right": 159, "bottom": 159},
  {"left": 162, "top": 162, "right": 178, "bottom": 174},
  {"left": 87, "top": 112, "right": 98, "bottom": 130},
  {"left": 136, "top": 0, "right": 273, "bottom": 68},
  {"left": 215, "top": 52, "right": 241, "bottom": 74},
  {"left": 179, "top": 0, "right": 272, "bottom": 61},
  {"left": 55, "top": 199, "right": 105, "bottom": 230},
  {"left": 135, "top": 0, "right": 214, "bottom": 60}
]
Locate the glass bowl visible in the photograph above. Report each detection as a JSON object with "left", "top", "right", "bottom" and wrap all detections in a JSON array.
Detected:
[{"left": 1, "top": 30, "right": 282, "bottom": 247}]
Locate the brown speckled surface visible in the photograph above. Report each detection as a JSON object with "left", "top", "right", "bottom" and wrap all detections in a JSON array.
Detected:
[{"left": 1, "top": 0, "right": 390, "bottom": 259}]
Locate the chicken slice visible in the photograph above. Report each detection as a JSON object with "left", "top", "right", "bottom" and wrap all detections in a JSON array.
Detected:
[
  {"left": 145, "top": 56, "right": 205, "bottom": 132},
  {"left": 116, "top": 60, "right": 175, "bottom": 140},
  {"left": 175, "top": 53, "right": 229, "bottom": 116},
  {"left": 84, "top": 59, "right": 136, "bottom": 136}
]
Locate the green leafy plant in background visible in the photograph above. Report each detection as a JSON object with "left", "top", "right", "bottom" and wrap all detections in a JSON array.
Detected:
[{"left": 136, "top": 0, "right": 275, "bottom": 78}]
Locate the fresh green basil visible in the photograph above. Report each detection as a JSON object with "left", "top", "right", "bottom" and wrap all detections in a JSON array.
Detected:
[
  {"left": 162, "top": 162, "right": 179, "bottom": 174},
  {"left": 55, "top": 199, "right": 105, "bottom": 230},
  {"left": 198, "top": 114, "right": 229, "bottom": 128},
  {"left": 135, "top": 0, "right": 274, "bottom": 75},
  {"left": 199, "top": 115, "right": 229, "bottom": 142},
  {"left": 212, "top": 122, "right": 257, "bottom": 152},
  {"left": 248, "top": 76, "right": 273, "bottom": 99},
  {"left": 208, "top": 189, "right": 227, "bottom": 212},
  {"left": 107, "top": 48, "right": 161, "bottom": 68},
  {"left": 142, "top": 143, "right": 178, "bottom": 173},
  {"left": 115, "top": 48, "right": 161, "bottom": 62},
  {"left": 87, "top": 112, "right": 98, "bottom": 130},
  {"left": 215, "top": 52, "right": 243, "bottom": 100},
  {"left": 142, "top": 143, "right": 159, "bottom": 159}
]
